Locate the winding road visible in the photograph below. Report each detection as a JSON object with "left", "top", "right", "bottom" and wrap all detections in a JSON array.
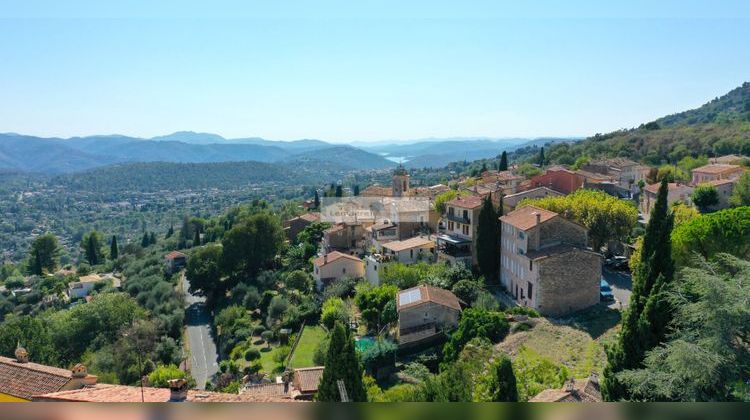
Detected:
[{"left": 182, "top": 274, "right": 219, "bottom": 389}]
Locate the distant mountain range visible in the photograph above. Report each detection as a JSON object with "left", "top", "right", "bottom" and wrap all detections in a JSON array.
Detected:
[{"left": 0, "top": 131, "right": 571, "bottom": 174}]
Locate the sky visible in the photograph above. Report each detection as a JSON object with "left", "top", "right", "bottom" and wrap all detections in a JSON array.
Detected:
[{"left": 1, "top": 1, "right": 749, "bottom": 143}]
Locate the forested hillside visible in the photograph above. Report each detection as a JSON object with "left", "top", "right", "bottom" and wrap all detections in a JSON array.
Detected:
[{"left": 513, "top": 82, "right": 750, "bottom": 166}]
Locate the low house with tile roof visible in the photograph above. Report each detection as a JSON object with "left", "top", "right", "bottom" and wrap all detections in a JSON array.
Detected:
[
  {"left": 529, "top": 373, "right": 602, "bottom": 402},
  {"left": 500, "top": 206, "right": 601, "bottom": 317},
  {"left": 323, "top": 222, "right": 368, "bottom": 254},
  {"left": 437, "top": 194, "right": 484, "bottom": 266},
  {"left": 690, "top": 163, "right": 744, "bottom": 185},
  {"left": 164, "top": 251, "right": 187, "bottom": 274},
  {"left": 313, "top": 251, "right": 365, "bottom": 291},
  {"left": 284, "top": 212, "right": 320, "bottom": 243},
  {"left": 396, "top": 285, "right": 462, "bottom": 346},
  {"left": 0, "top": 347, "right": 97, "bottom": 402},
  {"left": 67, "top": 273, "right": 119, "bottom": 299},
  {"left": 382, "top": 236, "right": 436, "bottom": 265},
  {"left": 641, "top": 182, "right": 694, "bottom": 217},
  {"left": 292, "top": 366, "right": 324, "bottom": 400}
]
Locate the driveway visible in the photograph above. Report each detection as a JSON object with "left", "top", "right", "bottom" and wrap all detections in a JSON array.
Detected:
[
  {"left": 182, "top": 275, "right": 219, "bottom": 390},
  {"left": 602, "top": 267, "right": 632, "bottom": 309}
]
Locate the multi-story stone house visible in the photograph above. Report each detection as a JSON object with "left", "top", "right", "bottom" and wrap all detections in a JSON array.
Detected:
[
  {"left": 581, "top": 158, "right": 649, "bottom": 194},
  {"left": 500, "top": 205, "right": 601, "bottom": 317},
  {"left": 690, "top": 163, "right": 744, "bottom": 185},
  {"left": 641, "top": 182, "right": 694, "bottom": 217},
  {"left": 436, "top": 195, "right": 483, "bottom": 266}
]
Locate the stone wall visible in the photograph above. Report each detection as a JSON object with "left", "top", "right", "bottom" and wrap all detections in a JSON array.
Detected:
[{"left": 536, "top": 249, "right": 601, "bottom": 317}]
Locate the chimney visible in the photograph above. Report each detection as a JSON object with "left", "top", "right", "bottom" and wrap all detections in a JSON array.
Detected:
[
  {"left": 533, "top": 212, "right": 541, "bottom": 226},
  {"left": 324, "top": 253, "right": 328, "bottom": 264},
  {"left": 14, "top": 345, "right": 28, "bottom": 363},
  {"left": 69, "top": 363, "right": 98, "bottom": 387},
  {"left": 168, "top": 378, "right": 189, "bottom": 402},
  {"left": 564, "top": 378, "right": 576, "bottom": 393}
]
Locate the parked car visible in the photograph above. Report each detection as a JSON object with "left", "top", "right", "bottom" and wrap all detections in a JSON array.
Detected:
[
  {"left": 600, "top": 278, "right": 615, "bottom": 302},
  {"left": 605, "top": 255, "right": 629, "bottom": 271}
]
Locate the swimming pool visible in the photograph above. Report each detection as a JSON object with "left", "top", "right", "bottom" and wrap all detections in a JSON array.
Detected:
[{"left": 355, "top": 336, "right": 376, "bottom": 352}]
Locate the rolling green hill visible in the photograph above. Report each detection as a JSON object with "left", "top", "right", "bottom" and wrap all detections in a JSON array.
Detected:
[{"left": 518, "top": 82, "right": 750, "bottom": 166}]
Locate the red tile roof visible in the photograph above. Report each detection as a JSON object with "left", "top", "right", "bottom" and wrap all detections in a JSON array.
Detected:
[
  {"left": 293, "top": 367, "right": 324, "bottom": 394},
  {"left": 33, "top": 383, "right": 298, "bottom": 402},
  {"left": 165, "top": 251, "right": 187, "bottom": 260},
  {"left": 297, "top": 213, "right": 320, "bottom": 223},
  {"left": 691, "top": 163, "right": 742, "bottom": 174},
  {"left": 382, "top": 236, "right": 434, "bottom": 252},
  {"left": 500, "top": 205, "right": 558, "bottom": 231},
  {"left": 313, "top": 251, "right": 362, "bottom": 267},
  {"left": 397, "top": 285, "right": 461, "bottom": 312},
  {"left": 0, "top": 356, "right": 78, "bottom": 400},
  {"left": 446, "top": 194, "right": 484, "bottom": 209}
]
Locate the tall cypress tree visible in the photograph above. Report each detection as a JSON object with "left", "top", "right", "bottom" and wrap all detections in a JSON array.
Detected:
[
  {"left": 110, "top": 235, "right": 118, "bottom": 260},
  {"left": 499, "top": 151, "right": 508, "bottom": 171},
  {"left": 193, "top": 229, "right": 200, "bottom": 246},
  {"left": 476, "top": 196, "right": 501, "bottom": 284},
  {"left": 538, "top": 147, "right": 545, "bottom": 166},
  {"left": 316, "top": 322, "right": 367, "bottom": 402},
  {"left": 602, "top": 177, "right": 675, "bottom": 401},
  {"left": 314, "top": 190, "right": 320, "bottom": 208},
  {"left": 335, "top": 185, "right": 343, "bottom": 198},
  {"left": 166, "top": 224, "right": 174, "bottom": 238},
  {"left": 141, "top": 231, "right": 150, "bottom": 248},
  {"left": 486, "top": 356, "right": 518, "bottom": 402}
]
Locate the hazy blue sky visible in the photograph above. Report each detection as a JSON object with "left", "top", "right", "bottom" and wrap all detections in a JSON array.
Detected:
[{"left": 1, "top": 1, "right": 749, "bottom": 142}]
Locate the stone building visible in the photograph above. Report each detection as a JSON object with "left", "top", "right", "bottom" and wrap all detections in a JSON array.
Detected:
[
  {"left": 396, "top": 285, "right": 461, "bottom": 346},
  {"left": 690, "top": 163, "right": 743, "bottom": 185},
  {"left": 312, "top": 251, "right": 365, "bottom": 291},
  {"left": 500, "top": 206, "right": 601, "bottom": 317}
]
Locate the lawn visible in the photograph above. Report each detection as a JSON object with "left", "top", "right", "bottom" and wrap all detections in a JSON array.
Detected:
[
  {"left": 496, "top": 305, "right": 621, "bottom": 378},
  {"left": 289, "top": 325, "right": 326, "bottom": 368}
]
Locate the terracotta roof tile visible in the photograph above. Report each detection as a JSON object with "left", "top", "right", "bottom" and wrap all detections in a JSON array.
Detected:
[
  {"left": 293, "top": 367, "right": 324, "bottom": 393},
  {"left": 33, "top": 383, "right": 299, "bottom": 402},
  {"left": 0, "top": 356, "right": 75, "bottom": 400},
  {"left": 397, "top": 285, "right": 461, "bottom": 312},
  {"left": 692, "top": 163, "right": 742, "bottom": 174},
  {"left": 446, "top": 195, "right": 484, "bottom": 209},
  {"left": 313, "top": 251, "right": 362, "bottom": 267},
  {"left": 382, "top": 236, "right": 434, "bottom": 252},
  {"left": 500, "top": 205, "right": 558, "bottom": 231},
  {"left": 165, "top": 251, "right": 187, "bottom": 260}
]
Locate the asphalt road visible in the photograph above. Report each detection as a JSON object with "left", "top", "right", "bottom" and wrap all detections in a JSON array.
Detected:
[
  {"left": 182, "top": 275, "right": 219, "bottom": 390},
  {"left": 602, "top": 266, "right": 633, "bottom": 309}
]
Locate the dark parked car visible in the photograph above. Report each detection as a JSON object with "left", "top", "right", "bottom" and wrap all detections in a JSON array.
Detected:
[{"left": 600, "top": 278, "right": 615, "bottom": 302}]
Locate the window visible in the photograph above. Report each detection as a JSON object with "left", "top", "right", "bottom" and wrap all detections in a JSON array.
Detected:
[
  {"left": 529, "top": 260, "right": 533, "bottom": 271},
  {"left": 448, "top": 207, "right": 454, "bottom": 217},
  {"left": 463, "top": 209, "right": 468, "bottom": 220},
  {"left": 519, "top": 231, "right": 525, "bottom": 239},
  {"left": 343, "top": 267, "right": 347, "bottom": 274},
  {"left": 527, "top": 282, "right": 533, "bottom": 300},
  {"left": 518, "top": 248, "right": 525, "bottom": 255},
  {"left": 410, "top": 249, "right": 414, "bottom": 258},
  {"left": 448, "top": 221, "right": 454, "bottom": 231}
]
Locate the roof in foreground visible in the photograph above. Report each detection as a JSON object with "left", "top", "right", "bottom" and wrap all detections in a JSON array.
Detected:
[
  {"left": 500, "top": 205, "right": 558, "bottom": 230},
  {"left": 397, "top": 285, "right": 461, "bottom": 312},
  {"left": 0, "top": 356, "right": 75, "bottom": 400},
  {"left": 33, "top": 383, "right": 298, "bottom": 402},
  {"left": 293, "top": 366, "right": 324, "bottom": 393}
]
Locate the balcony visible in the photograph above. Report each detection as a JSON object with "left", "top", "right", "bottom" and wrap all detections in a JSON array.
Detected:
[{"left": 446, "top": 214, "right": 471, "bottom": 224}]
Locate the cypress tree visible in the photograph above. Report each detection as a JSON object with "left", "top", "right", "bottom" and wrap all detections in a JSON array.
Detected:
[
  {"left": 149, "top": 232, "right": 157, "bottom": 245},
  {"left": 141, "top": 231, "right": 150, "bottom": 248},
  {"left": 316, "top": 322, "right": 367, "bottom": 402},
  {"left": 314, "top": 190, "right": 320, "bottom": 208},
  {"left": 499, "top": 151, "right": 508, "bottom": 171},
  {"left": 481, "top": 162, "right": 488, "bottom": 173},
  {"left": 486, "top": 356, "right": 518, "bottom": 402},
  {"left": 110, "top": 235, "right": 118, "bottom": 260},
  {"left": 166, "top": 224, "right": 174, "bottom": 238},
  {"left": 538, "top": 147, "right": 545, "bottom": 166},
  {"left": 193, "top": 229, "right": 200, "bottom": 246},
  {"left": 353, "top": 185, "right": 360, "bottom": 196},
  {"left": 476, "top": 196, "right": 501, "bottom": 284},
  {"left": 602, "top": 177, "right": 675, "bottom": 401},
  {"left": 335, "top": 185, "right": 343, "bottom": 198}
]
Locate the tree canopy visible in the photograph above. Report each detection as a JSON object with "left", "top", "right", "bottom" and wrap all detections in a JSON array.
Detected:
[{"left": 519, "top": 189, "right": 638, "bottom": 252}]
